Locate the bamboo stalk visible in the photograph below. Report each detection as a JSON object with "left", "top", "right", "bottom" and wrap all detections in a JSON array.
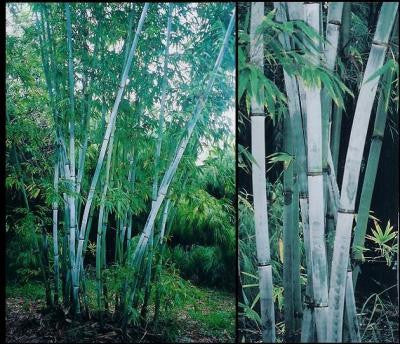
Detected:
[
  {"left": 325, "top": 156, "right": 360, "bottom": 343},
  {"left": 352, "top": 50, "right": 396, "bottom": 288},
  {"left": 322, "top": 4, "right": 344, "bottom": 243},
  {"left": 252, "top": 116, "right": 276, "bottom": 343},
  {"left": 96, "top": 117, "right": 116, "bottom": 321},
  {"left": 60, "top": 162, "right": 70, "bottom": 307},
  {"left": 250, "top": 3, "right": 276, "bottom": 341},
  {"left": 52, "top": 155, "right": 60, "bottom": 306},
  {"left": 121, "top": 4, "right": 135, "bottom": 70},
  {"left": 140, "top": 229, "right": 154, "bottom": 325},
  {"left": 74, "top": 3, "right": 149, "bottom": 296},
  {"left": 282, "top": 116, "right": 302, "bottom": 341},
  {"left": 65, "top": 3, "right": 80, "bottom": 314},
  {"left": 303, "top": 4, "right": 329, "bottom": 341},
  {"left": 153, "top": 199, "right": 173, "bottom": 325},
  {"left": 126, "top": 9, "right": 235, "bottom": 306},
  {"left": 139, "top": 6, "right": 173, "bottom": 322},
  {"left": 275, "top": 3, "right": 315, "bottom": 340},
  {"left": 153, "top": 3, "right": 173, "bottom": 202},
  {"left": 322, "top": 2, "right": 344, "bottom": 283},
  {"left": 344, "top": 264, "right": 361, "bottom": 342},
  {"left": 283, "top": 114, "right": 296, "bottom": 342},
  {"left": 322, "top": 2, "right": 344, "bottom": 152},
  {"left": 331, "top": 3, "right": 351, "bottom": 174},
  {"left": 327, "top": 4, "right": 398, "bottom": 341},
  {"left": 292, "top": 167, "right": 302, "bottom": 334},
  {"left": 285, "top": 3, "right": 309, "bottom": 146}
]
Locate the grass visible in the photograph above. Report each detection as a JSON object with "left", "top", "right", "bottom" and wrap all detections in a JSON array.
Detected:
[
  {"left": 151, "top": 266, "right": 235, "bottom": 342},
  {"left": 7, "top": 281, "right": 45, "bottom": 301},
  {"left": 189, "top": 308, "right": 234, "bottom": 331}
]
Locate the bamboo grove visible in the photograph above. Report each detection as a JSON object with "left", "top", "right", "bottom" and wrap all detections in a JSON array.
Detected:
[
  {"left": 6, "top": 2, "right": 235, "bottom": 334},
  {"left": 239, "top": 2, "right": 398, "bottom": 343}
]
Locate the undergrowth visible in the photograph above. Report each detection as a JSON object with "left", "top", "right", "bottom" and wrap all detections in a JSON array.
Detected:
[{"left": 6, "top": 265, "right": 235, "bottom": 343}]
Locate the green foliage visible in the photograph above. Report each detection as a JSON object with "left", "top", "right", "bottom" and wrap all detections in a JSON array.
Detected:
[
  {"left": 366, "top": 220, "right": 398, "bottom": 267},
  {"left": 153, "top": 265, "right": 234, "bottom": 342},
  {"left": 7, "top": 4, "right": 235, "bottom": 339},
  {"left": 6, "top": 210, "right": 42, "bottom": 283},
  {"left": 166, "top": 145, "right": 235, "bottom": 291},
  {"left": 239, "top": 301, "right": 262, "bottom": 327},
  {"left": 238, "top": 5, "right": 353, "bottom": 129},
  {"left": 188, "top": 308, "right": 233, "bottom": 331},
  {"left": 166, "top": 244, "right": 234, "bottom": 290},
  {"left": 267, "top": 151, "right": 294, "bottom": 171},
  {"left": 6, "top": 282, "right": 46, "bottom": 301},
  {"left": 238, "top": 143, "right": 257, "bottom": 174}
]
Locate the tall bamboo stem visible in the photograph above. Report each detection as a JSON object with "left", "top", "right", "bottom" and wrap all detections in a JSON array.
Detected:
[
  {"left": 275, "top": 3, "right": 316, "bottom": 340},
  {"left": 52, "top": 155, "right": 60, "bottom": 306},
  {"left": 74, "top": 3, "right": 149, "bottom": 297},
  {"left": 126, "top": 9, "right": 235, "bottom": 307},
  {"left": 249, "top": 3, "right": 276, "bottom": 341},
  {"left": 352, "top": 42, "right": 397, "bottom": 288},
  {"left": 331, "top": 3, "right": 351, "bottom": 175},
  {"left": 304, "top": 4, "right": 329, "bottom": 341},
  {"left": 327, "top": 4, "right": 398, "bottom": 341},
  {"left": 140, "top": 5, "right": 173, "bottom": 322}
]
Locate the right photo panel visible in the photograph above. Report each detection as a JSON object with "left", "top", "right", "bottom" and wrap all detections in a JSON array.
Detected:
[{"left": 237, "top": 2, "right": 399, "bottom": 343}]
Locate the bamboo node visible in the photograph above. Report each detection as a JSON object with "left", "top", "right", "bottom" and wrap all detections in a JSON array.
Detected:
[
  {"left": 338, "top": 207, "right": 354, "bottom": 214},
  {"left": 372, "top": 40, "right": 389, "bottom": 48},
  {"left": 313, "top": 302, "right": 328, "bottom": 308},
  {"left": 307, "top": 171, "right": 323, "bottom": 176},
  {"left": 258, "top": 261, "right": 271, "bottom": 267},
  {"left": 328, "top": 20, "right": 342, "bottom": 26},
  {"left": 371, "top": 133, "right": 384, "bottom": 141}
]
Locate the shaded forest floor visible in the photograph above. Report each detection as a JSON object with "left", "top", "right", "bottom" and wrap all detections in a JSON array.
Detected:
[{"left": 6, "top": 278, "right": 235, "bottom": 343}]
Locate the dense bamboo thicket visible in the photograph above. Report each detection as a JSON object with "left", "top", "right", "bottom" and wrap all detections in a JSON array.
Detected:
[
  {"left": 6, "top": 3, "right": 235, "bottom": 342},
  {"left": 239, "top": 2, "right": 398, "bottom": 343}
]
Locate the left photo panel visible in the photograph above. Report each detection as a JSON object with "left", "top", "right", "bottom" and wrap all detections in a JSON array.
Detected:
[{"left": 5, "top": 3, "right": 236, "bottom": 343}]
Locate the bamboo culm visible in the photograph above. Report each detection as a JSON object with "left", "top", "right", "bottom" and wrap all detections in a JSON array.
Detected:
[
  {"left": 322, "top": 2, "right": 344, "bottom": 282},
  {"left": 52, "top": 156, "right": 60, "bottom": 306},
  {"left": 73, "top": 3, "right": 149, "bottom": 298},
  {"left": 304, "top": 4, "right": 329, "bottom": 341},
  {"left": 331, "top": 3, "right": 351, "bottom": 174},
  {"left": 283, "top": 113, "right": 301, "bottom": 341},
  {"left": 153, "top": 199, "right": 173, "bottom": 324},
  {"left": 275, "top": 3, "right": 316, "bottom": 340},
  {"left": 250, "top": 3, "right": 276, "bottom": 342},
  {"left": 327, "top": 4, "right": 398, "bottom": 341},
  {"left": 351, "top": 49, "right": 396, "bottom": 287},
  {"left": 126, "top": 9, "right": 236, "bottom": 307},
  {"left": 140, "top": 5, "right": 173, "bottom": 322}
]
